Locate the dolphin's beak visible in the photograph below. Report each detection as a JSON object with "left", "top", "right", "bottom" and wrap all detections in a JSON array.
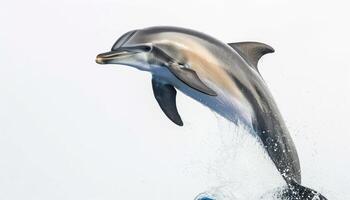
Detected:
[
  {"left": 96, "top": 45, "right": 152, "bottom": 65},
  {"left": 95, "top": 49, "right": 136, "bottom": 64}
]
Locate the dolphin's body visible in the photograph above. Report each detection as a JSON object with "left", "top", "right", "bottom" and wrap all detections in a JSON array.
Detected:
[{"left": 96, "top": 26, "right": 326, "bottom": 200}]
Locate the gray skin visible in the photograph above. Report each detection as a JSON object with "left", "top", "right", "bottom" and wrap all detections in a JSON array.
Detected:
[{"left": 96, "top": 26, "right": 326, "bottom": 200}]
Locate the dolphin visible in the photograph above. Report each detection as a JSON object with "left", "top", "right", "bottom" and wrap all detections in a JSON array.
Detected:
[{"left": 96, "top": 26, "right": 327, "bottom": 200}]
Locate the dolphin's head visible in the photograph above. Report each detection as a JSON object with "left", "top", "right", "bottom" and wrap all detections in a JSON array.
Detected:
[
  {"left": 96, "top": 30, "right": 156, "bottom": 72},
  {"left": 96, "top": 27, "right": 218, "bottom": 96}
]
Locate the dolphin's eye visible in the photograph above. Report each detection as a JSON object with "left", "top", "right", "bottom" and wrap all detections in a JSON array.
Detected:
[
  {"left": 138, "top": 45, "right": 152, "bottom": 52},
  {"left": 122, "top": 45, "right": 152, "bottom": 53}
]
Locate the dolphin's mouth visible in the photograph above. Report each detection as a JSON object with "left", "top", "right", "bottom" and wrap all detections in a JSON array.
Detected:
[
  {"left": 95, "top": 50, "right": 137, "bottom": 64},
  {"left": 96, "top": 45, "right": 152, "bottom": 64}
]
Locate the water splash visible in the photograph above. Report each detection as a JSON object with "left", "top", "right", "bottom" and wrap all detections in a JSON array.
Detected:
[{"left": 188, "top": 114, "right": 287, "bottom": 200}]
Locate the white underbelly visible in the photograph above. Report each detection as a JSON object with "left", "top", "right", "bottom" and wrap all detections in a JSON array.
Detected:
[
  {"left": 178, "top": 83, "right": 254, "bottom": 128},
  {"left": 152, "top": 67, "right": 254, "bottom": 129}
]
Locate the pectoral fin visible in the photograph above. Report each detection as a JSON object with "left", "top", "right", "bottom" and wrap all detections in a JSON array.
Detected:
[
  {"left": 152, "top": 78, "right": 183, "bottom": 126},
  {"left": 168, "top": 62, "right": 217, "bottom": 96}
]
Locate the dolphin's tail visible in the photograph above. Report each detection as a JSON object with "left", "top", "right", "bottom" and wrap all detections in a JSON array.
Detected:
[{"left": 279, "top": 180, "right": 327, "bottom": 200}]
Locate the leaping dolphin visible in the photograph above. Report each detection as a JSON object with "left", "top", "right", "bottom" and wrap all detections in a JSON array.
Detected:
[{"left": 96, "top": 26, "right": 327, "bottom": 200}]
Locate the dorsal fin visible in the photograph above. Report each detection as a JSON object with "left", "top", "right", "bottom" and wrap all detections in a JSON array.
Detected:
[{"left": 228, "top": 42, "right": 274, "bottom": 71}]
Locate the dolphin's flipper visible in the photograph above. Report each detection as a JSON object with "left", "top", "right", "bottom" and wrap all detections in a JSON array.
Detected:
[
  {"left": 227, "top": 42, "right": 274, "bottom": 71},
  {"left": 152, "top": 77, "right": 183, "bottom": 126},
  {"left": 168, "top": 62, "right": 217, "bottom": 96}
]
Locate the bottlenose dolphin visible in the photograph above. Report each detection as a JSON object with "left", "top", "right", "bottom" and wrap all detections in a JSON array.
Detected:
[{"left": 96, "top": 26, "right": 327, "bottom": 200}]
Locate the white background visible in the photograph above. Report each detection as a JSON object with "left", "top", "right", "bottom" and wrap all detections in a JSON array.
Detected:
[{"left": 1, "top": 0, "right": 349, "bottom": 199}]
